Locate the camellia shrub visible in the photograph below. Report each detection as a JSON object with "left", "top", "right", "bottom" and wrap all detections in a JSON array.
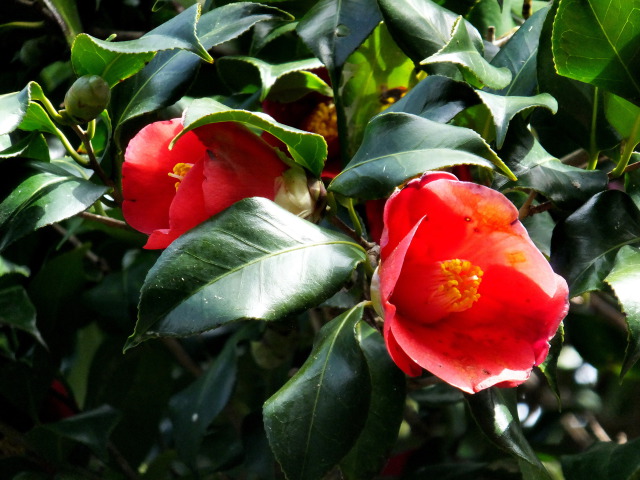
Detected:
[{"left": 1, "top": 0, "right": 639, "bottom": 479}]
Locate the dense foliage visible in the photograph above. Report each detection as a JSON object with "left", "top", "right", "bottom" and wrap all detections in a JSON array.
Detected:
[{"left": 1, "top": 0, "right": 640, "bottom": 479}]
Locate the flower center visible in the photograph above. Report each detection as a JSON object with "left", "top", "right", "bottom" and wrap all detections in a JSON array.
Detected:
[
  {"left": 432, "top": 259, "right": 483, "bottom": 313},
  {"left": 303, "top": 102, "right": 338, "bottom": 141},
  {"left": 168, "top": 162, "right": 194, "bottom": 190}
]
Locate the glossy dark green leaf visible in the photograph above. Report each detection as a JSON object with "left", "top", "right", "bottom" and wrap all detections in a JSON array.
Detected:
[
  {"left": 179, "top": 98, "right": 327, "bottom": 177},
  {"left": 475, "top": 90, "right": 557, "bottom": 148},
  {"left": 328, "top": 112, "right": 514, "bottom": 200},
  {"left": 625, "top": 163, "right": 640, "bottom": 210},
  {"left": 488, "top": 5, "right": 550, "bottom": 96},
  {"left": 41, "top": 0, "right": 82, "bottom": 45},
  {"left": 605, "top": 246, "right": 640, "bottom": 378},
  {"left": 264, "top": 304, "right": 370, "bottom": 480},
  {"left": 341, "top": 23, "right": 417, "bottom": 152},
  {"left": 0, "top": 82, "right": 59, "bottom": 137},
  {"left": 384, "top": 74, "right": 480, "bottom": 122},
  {"left": 0, "top": 133, "right": 49, "bottom": 162},
  {"left": 378, "top": 0, "right": 484, "bottom": 66},
  {"left": 296, "top": 0, "right": 382, "bottom": 73},
  {"left": 496, "top": 119, "right": 607, "bottom": 209},
  {"left": 552, "top": 0, "right": 640, "bottom": 106},
  {"left": 71, "top": 5, "right": 212, "bottom": 87},
  {"left": 421, "top": 17, "right": 512, "bottom": 89},
  {"left": 340, "top": 322, "right": 406, "bottom": 480},
  {"left": 465, "top": 0, "right": 516, "bottom": 37},
  {"left": 537, "top": 323, "right": 564, "bottom": 404},
  {"left": 169, "top": 327, "right": 253, "bottom": 467},
  {"left": 551, "top": 190, "right": 640, "bottom": 296},
  {"left": 0, "top": 162, "right": 108, "bottom": 252},
  {"left": 216, "top": 56, "right": 324, "bottom": 101},
  {"left": 126, "top": 198, "right": 366, "bottom": 349},
  {"left": 466, "top": 388, "right": 551, "bottom": 480},
  {"left": 535, "top": 2, "right": 619, "bottom": 157},
  {"left": 112, "top": 2, "right": 293, "bottom": 142},
  {"left": 267, "top": 70, "right": 334, "bottom": 103},
  {"left": 0, "top": 286, "right": 43, "bottom": 344},
  {"left": 561, "top": 436, "right": 640, "bottom": 480},
  {"left": 38, "top": 405, "right": 121, "bottom": 460}
]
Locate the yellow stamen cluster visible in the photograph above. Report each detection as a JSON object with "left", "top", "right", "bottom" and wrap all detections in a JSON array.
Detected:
[
  {"left": 168, "top": 162, "right": 194, "bottom": 190},
  {"left": 434, "top": 259, "right": 483, "bottom": 312},
  {"left": 304, "top": 102, "right": 338, "bottom": 140}
]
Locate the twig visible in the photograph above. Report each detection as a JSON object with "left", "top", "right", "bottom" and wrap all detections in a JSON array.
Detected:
[
  {"left": 518, "top": 190, "right": 537, "bottom": 220},
  {"left": 51, "top": 223, "right": 110, "bottom": 273},
  {"left": 161, "top": 338, "right": 203, "bottom": 377},
  {"left": 525, "top": 201, "right": 554, "bottom": 217},
  {"left": 108, "top": 442, "right": 139, "bottom": 480},
  {"left": 328, "top": 215, "right": 375, "bottom": 251},
  {"left": 78, "top": 211, "right": 130, "bottom": 230}
]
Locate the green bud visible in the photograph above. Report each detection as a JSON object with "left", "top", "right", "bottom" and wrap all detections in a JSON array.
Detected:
[{"left": 63, "top": 75, "right": 111, "bottom": 123}]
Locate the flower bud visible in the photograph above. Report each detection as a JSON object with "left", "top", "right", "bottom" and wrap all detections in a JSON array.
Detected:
[
  {"left": 274, "top": 166, "right": 323, "bottom": 220},
  {"left": 64, "top": 75, "right": 111, "bottom": 123}
]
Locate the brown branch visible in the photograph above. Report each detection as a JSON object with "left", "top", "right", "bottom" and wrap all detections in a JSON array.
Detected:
[
  {"left": 328, "top": 215, "right": 375, "bottom": 250},
  {"left": 161, "top": 338, "right": 203, "bottom": 377},
  {"left": 78, "top": 211, "right": 130, "bottom": 230},
  {"left": 518, "top": 190, "right": 537, "bottom": 220}
]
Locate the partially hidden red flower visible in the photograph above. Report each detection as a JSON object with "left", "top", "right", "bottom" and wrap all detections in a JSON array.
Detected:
[
  {"left": 122, "top": 119, "right": 287, "bottom": 249},
  {"left": 378, "top": 172, "right": 569, "bottom": 394}
]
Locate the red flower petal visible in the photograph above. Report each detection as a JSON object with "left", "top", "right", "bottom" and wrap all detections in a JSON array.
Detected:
[
  {"left": 380, "top": 172, "right": 569, "bottom": 393},
  {"left": 122, "top": 119, "right": 208, "bottom": 234},
  {"left": 194, "top": 122, "right": 287, "bottom": 215}
]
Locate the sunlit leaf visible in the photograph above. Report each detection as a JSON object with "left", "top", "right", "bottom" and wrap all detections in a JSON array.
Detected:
[
  {"left": 604, "top": 246, "right": 640, "bottom": 378},
  {"left": 551, "top": 190, "right": 640, "bottom": 296},
  {"left": 126, "top": 198, "right": 366, "bottom": 349},
  {"left": 421, "top": 16, "right": 511, "bottom": 89},
  {"left": 552, "top": 0, "right": 640, "bottom": 106},
  {"left": 466, "top": 388, "right": 551, "bottom": 480},
  {"left": 71, "top": 4, "right": 212, "bottom": 87},
  {"left": 328, "top": 112, "right": 515, "bottom": 200},
  {"left": 604, "top": 92, "right": 640, "bottom": 147},
  {"left": 264, "top": 304, "right": 370, "bottom": 480},
  {"left": 178, "top": 98, "right": 327, "bottom": 177}
]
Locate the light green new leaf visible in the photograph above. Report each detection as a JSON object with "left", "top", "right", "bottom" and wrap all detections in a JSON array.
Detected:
[
  {"left": 552, "top": 0, "right": 640, "bottom": 106},
  {"left": 264, "top": 304, "right": 370, "bottom": 480},
  {"left": 296, "top": 0, "right": 382, "bottom": 73},
  {"left": 71, "top": 4, "right": 212, "bottom": 87},
  {"left": 126, "top": 198, "right": 366, "bottom": 349},
  {"left": 0, "top": 257, "right": 30, "bottom": 278},
  {"left": 0, "top": 286, "right": 44, "bottom": 345},
  {"left": 179, "top": 98, "right": 327, "bottom": 177},
  {"left": 605, "top": 246, "right": 640, "bottom": 378},
  {"left": 0, "top": 82, "right": 54, "bottom": 136},
  {"left": 604, "top": 92, "right": 640, "bottom": 147},
  {"left": 421, "top": 16, "right": 512, "bottom": 89},
  {"left": 475, "top": 90, "right": 557, "bottom": 148},
  {"left": 216, "top": 56, "right": 325, "bottom": 100},
  {"left": 328, "top": 112, "right": 515, "bottom": 200},
  {"left": 0, "top": 162, "right": 108, "bottom": 251}
]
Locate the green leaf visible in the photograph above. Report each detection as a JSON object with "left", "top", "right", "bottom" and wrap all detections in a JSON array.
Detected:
[
  {"left": 605, "top": 246, "right": 640, "bottom": 378},
  {"left": 0, "top": 133, "right": 50, "bottom": 162},
  {"left": 71, "top": 4, "right": 212, "bottom": 87},
  {"left": 488, "top": 5, "right": 550, "bottom": 96},
  {"left": 0, "top": 256, "right": 30, "bottom": 278},
  {"left": 0, "top": 286, "right": 44, "bottom": 344},
  {"left": 296, "top": 0, "right": 382, "bottom": 73},
  {"left": 474, "top": 90, "right": 557, "bottom": 148},
  {"left": 267, "top": 70, "right": 334, "bottom": 103},
  {"left": 179, "top": 97, "right": 327, "bottom": 177},
  {"left": 169, "top": 326, "right": 254, "bottom": 467},
  {"left": 126, "top": 198, "right": 366, "bottom": 349},
  {"left": 216, "top": 56, "right": 324, "bottom": 101},
  {"left": 340, "top": 322, "right": 406, "bottom": 480},
  {"left": 38, "top": 405, "right": 121, "bottom": 460},
  {"left": 551, "top": 190, "right": 640, "bottom": 297},
  {"left": 625, "top": 163, "right": 640, "bottom": 210},
  {"left": 421, "top": 16, "right": 512, "bottom": 89},
  {"left": 0, "top": 82, "right": 56, "bottom": 137},
  {"left": 561, "top": 436, "right": 640, "bottom": 480},
  {"left": 263, "top": 304, "right": 370, "bottom": 480},
  {"left": 552, "top": 0, "right": 640, "bottom": 106},
  {"left": 328, "top": 112, "right": 515, "bottom": 200},
  {"left": 466, "top": 0, "right": 516, "bottom": 38},
  {"left": 341, "top": 22, "right": 417, "bottom": 152},
  {"left": 0, "top": 162, "right": 108, "bottom": 252},
  {"left": 466, "top": 388, "right": 551, "bottom": 480},
  {"left": 378, "top": 0, "right": 484, "bottom": 66},
  {"left": 604, "top": 92, "right": 640, "bottom": 147},
  {"left": 537, "top": 323, "right": 564, "bottom": 404},
  {"left": 384, "top": 74, "right": 480, "bottom": 122},
  {"left": 42, "top": 0, "right": 82, "bottom": 45},
  {"left": 496, "top": 119, "right": 608, "bottom": 209}
]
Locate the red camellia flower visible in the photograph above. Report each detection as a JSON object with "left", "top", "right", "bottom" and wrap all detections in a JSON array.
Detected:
[
  {"left": 378, "top": 172, "right": 569, "bottom": 393},
  {"left": 122, "top": 119, "right": 288, "bottom": 249}
]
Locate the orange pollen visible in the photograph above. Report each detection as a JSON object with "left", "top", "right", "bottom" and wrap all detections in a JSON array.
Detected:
[
  {"left": 168, "top": 162, "right": 194, "bottom": 190},
  {"left": 433, "top": 259, "right": 483, "bottom": 312},
  {"left": 304, "top": 102, "right": 338, "bottom": 141}
]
